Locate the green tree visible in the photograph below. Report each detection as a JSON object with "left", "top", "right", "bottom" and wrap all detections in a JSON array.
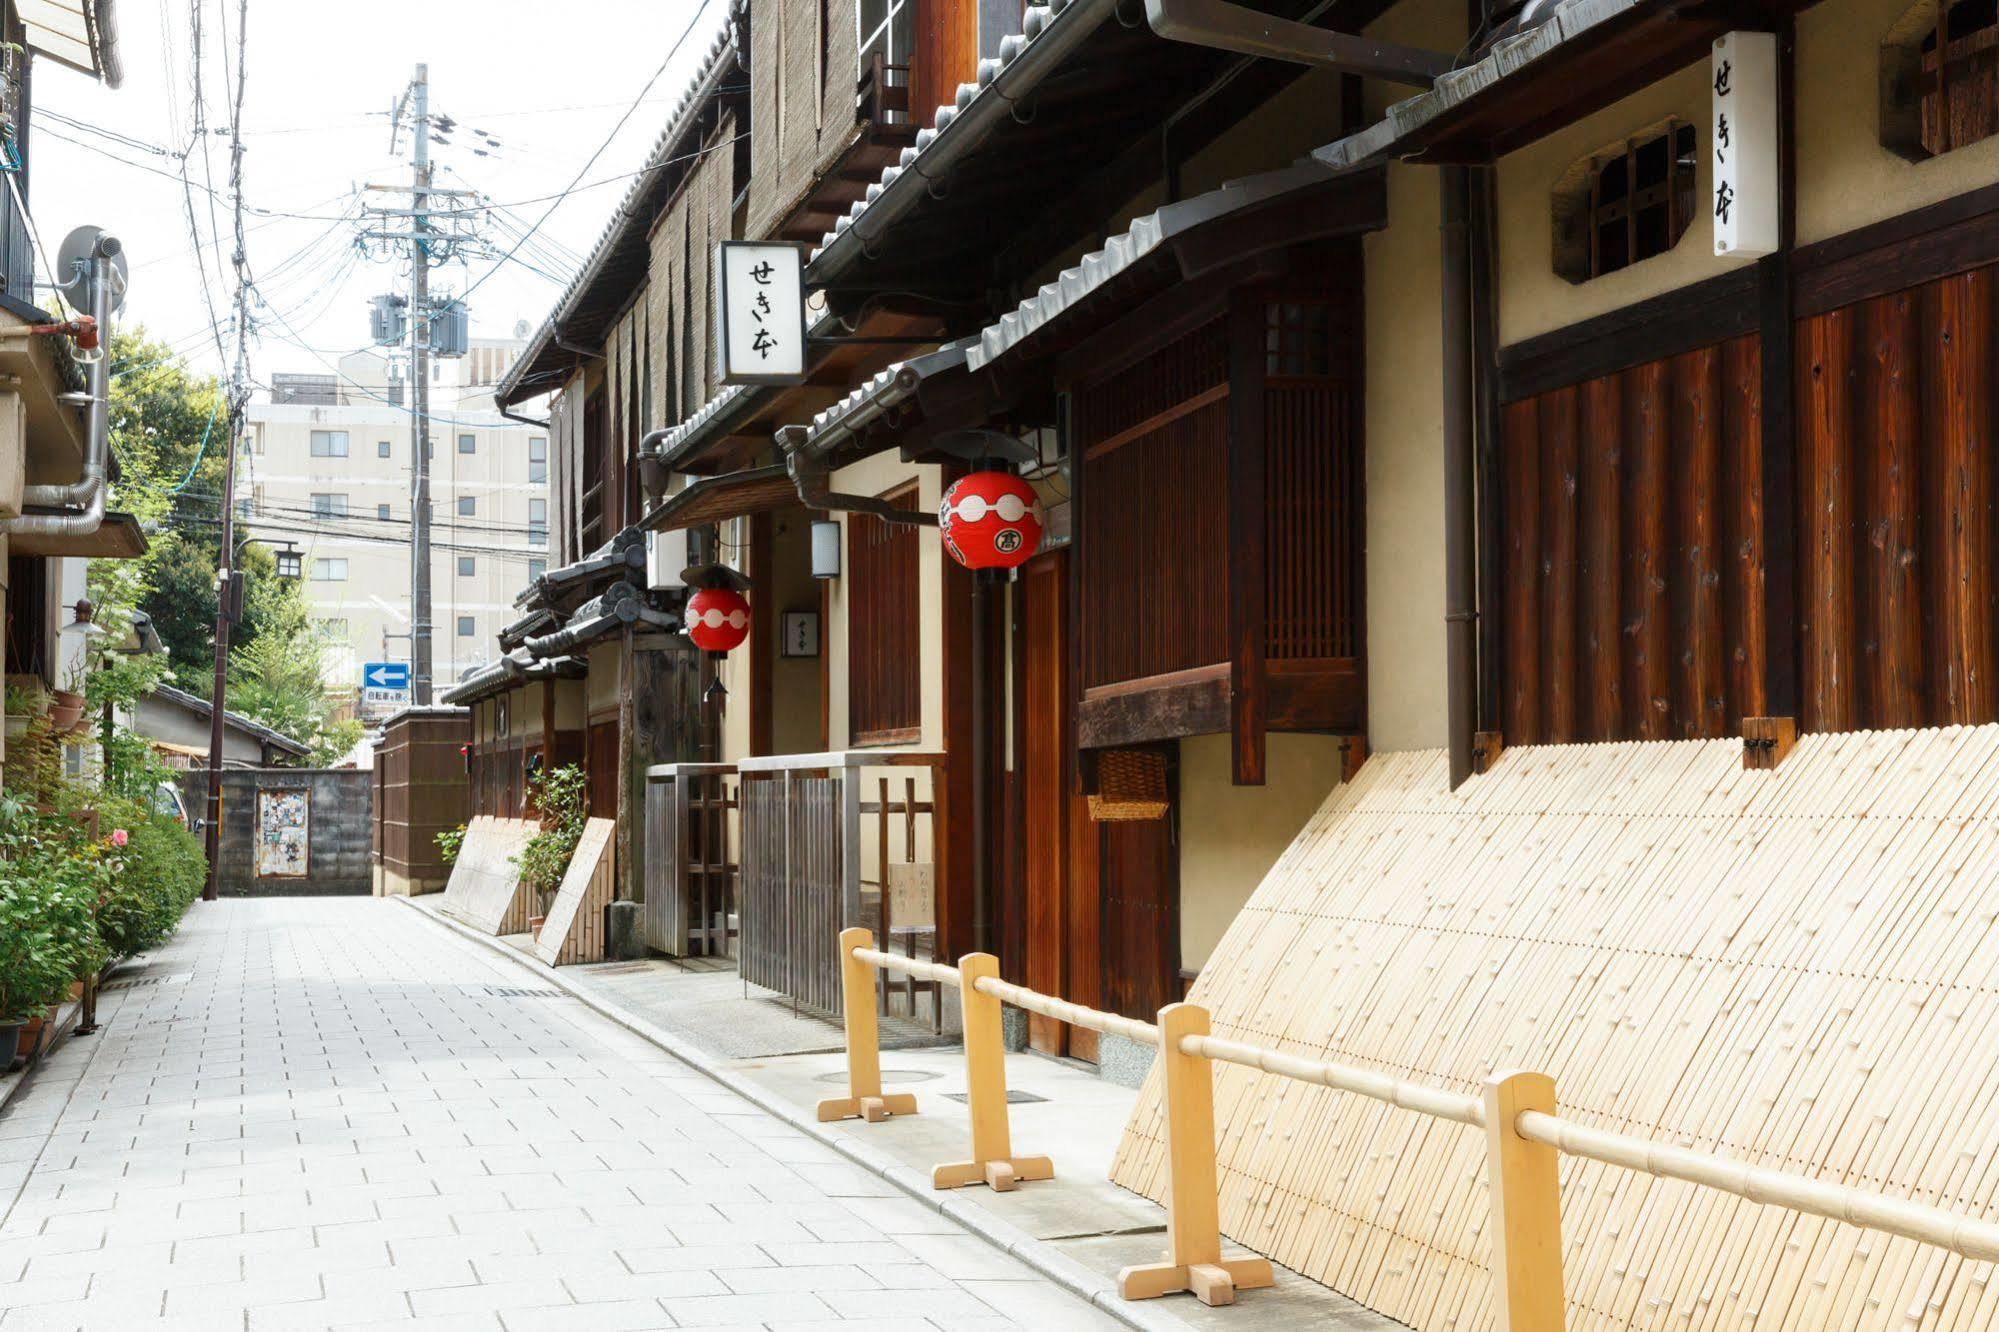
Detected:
[
  {"left": 92, "top": 329, "right": 357, "bottom": 765},
  {"left": 224, "top": 594, "right": 361, "bottom": 766}
]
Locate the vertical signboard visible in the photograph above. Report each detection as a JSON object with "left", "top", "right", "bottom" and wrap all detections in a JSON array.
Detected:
[
  {"left": 1712, "top": 30, "right": 1779, "bottom": 260},
  {"left": 715, "top": 241, "right": 807, "bottom": 385}
]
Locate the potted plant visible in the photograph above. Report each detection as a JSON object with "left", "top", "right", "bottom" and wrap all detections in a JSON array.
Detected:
[
  {"left": 47, "top": 662, "right": 87, "bottom": 734},
  {"left": 3, "top": 680, "right": 48, "bottom": 741}
]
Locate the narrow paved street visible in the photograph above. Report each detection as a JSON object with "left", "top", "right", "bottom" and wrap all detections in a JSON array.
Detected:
[{"left": 0, "top": 900, "right": 1118, "bottom": 1331}]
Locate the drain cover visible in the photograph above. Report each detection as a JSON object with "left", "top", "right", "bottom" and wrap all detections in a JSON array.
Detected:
[
  {"left": 812, "top": 1067, "right": 942, "bottom": 1084},
  {"left": 943, "top": 1090, "right": 1048, "bottom": 1105},
  {"left": 484, "top": 986, "right": 564, "bottom": 999}
]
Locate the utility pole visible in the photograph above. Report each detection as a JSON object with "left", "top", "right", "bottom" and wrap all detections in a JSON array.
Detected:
[
  {"left": 362, "top": 64, "right": 483, "bottom": 706},
  {"left": 203, "top": 0, "right": 254, "bottom": 903},
  {"left": 408, "top": 63, "right": 434, "bottom": 706}
]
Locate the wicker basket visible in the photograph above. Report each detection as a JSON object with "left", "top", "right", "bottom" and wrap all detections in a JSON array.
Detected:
[{"left": 1087, "top": 748, "right": 1169, "bottom": 822}]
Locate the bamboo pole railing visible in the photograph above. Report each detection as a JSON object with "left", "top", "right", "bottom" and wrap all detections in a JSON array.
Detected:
[{"left": 816, "top": 927, "right": 1999, "bottom": 1321}]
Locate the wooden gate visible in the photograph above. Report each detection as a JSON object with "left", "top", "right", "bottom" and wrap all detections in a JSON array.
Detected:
[
  {"left": 736, "top": 751, "right": 944, "bottom": 1015},
  {"left": 642, "top": 762, "right": 738, "bottom": 956}
]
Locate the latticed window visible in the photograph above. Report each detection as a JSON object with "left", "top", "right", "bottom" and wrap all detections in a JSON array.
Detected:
[
  {"left": 847, "top": 487, "right": 921, "bottom": 744},
  {"left": 1552, "top": 121, "right": 1697, "bottom": 283},
  {"left": 1884, "top": 0, "right": 1999, "bottom": 159}
]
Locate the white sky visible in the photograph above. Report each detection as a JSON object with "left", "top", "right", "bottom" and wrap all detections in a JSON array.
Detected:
[{"left": 29, "top": 0, "right": 729, "bottom": 389}]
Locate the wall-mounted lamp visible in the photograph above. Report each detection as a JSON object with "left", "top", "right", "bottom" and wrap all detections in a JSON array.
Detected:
[
  {"left": 810, "top": 519, "right": 841, "bottom": 580},
  {"left": 59, "top": 599, "right": 107, "bottom": 639}
]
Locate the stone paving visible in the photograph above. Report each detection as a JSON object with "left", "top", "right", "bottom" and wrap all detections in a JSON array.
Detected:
[{"left": 0, "top": 899, "right": 1120, "bottom": 1331}]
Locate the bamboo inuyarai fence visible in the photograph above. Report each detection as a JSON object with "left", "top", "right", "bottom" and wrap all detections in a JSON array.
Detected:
[{"left": 823, "top": 904, "right": 1999, "bottom": 1323}]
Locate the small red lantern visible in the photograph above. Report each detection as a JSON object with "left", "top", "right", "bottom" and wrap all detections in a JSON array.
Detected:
[
  {"left": 685, "top": 586, "right": 750, "bottom": 654},
  {"left": 940, "top": 470, "right": 1041, "bottom": 571}
]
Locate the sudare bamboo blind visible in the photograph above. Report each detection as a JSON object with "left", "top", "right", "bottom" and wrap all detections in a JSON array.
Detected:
[{"left": 1113, "top": 727, "right": 1999, "bottom": 1331}]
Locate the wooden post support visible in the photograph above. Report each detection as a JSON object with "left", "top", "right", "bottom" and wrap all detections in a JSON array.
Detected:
[
  {"left": 1742, "top": 716, "right": 1797, "bottom": 770},
  {"left": 1483, "top": 1069, "right": 1566, "bottom": 1332},
  {"left": 931, "top": 952, "right": 1053, "bottom": 1192},
  {"left": 1118, "top": 1003, "right": 1273, "bottom": 1307},
  {"left": 815, "top": 927, "right": 918, "bottom": 1124}
]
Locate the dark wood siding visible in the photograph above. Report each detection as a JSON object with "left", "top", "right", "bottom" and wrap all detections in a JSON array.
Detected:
[
  {"left": 1502, "top": 251, "right": 1999, "bottom": 742},
  {"left": 1500, "top": 335, "right": 1766, "bottom": 743},
  {"left": 1794, "top": 265, "right": 1999, "bottom": 731},
  {"left": 1076, "top": 319, "right": 1231, "bottom": 690},
  {"left": 847, "top": 489, "right": 922, "bottom": 742},
  {"left": 1097, "top": 814, "right": 1178, "bottom": 1023}
]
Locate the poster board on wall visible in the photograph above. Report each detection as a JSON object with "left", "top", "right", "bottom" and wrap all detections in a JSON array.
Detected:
[{"left": 256, "top": 787, "right": 310, "bottom": 878}]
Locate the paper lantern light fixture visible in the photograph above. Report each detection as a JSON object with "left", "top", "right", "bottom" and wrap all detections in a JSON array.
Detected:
[
  {"left": 685, "top": 586, "right": 750, "bottom": 654},
  {"left": 940, "top": 470, "right": 1041, "bottom": 572}
]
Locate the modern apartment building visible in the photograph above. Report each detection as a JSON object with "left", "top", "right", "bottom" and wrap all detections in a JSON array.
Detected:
[{"left": 243, "top": 337, "right": 550, "bottom": 714}]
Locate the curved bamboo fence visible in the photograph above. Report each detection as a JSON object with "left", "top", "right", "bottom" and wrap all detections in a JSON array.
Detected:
[{"left": 1113, "top": 728, "right": 1999, "bottom": 1330}]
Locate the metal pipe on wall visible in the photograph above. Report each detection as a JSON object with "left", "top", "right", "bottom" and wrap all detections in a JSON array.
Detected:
[{"left": 5, "top": 238, "right": 118, "bottom": 537}]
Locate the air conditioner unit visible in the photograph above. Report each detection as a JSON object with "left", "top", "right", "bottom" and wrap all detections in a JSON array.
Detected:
[{"left": 647, "top": 529, "right": 688, "bottom": 590}]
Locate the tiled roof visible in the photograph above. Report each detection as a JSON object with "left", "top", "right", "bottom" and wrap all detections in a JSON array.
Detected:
[
  {"left": 803, "top": 0, "right": 1120, "bottom": 277},
  {"left": 1312, "top": 0, "right": 1635, "bottom": 171}
]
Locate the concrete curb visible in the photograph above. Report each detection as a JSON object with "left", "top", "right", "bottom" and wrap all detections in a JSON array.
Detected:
[{"left": 396, "top": 896, "right": 1199, "bottom": 1332}]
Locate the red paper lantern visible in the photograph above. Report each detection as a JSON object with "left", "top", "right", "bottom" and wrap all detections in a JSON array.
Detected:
[
  {"left": 940, "top": 470, "right": 1041, "bottom": 571},
  {"left": 685, "top": 586, "right": 750, "bottom": 653}
]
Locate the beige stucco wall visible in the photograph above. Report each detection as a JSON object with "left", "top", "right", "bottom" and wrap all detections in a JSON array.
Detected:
[
  {"left": 768, "top": 509, "right": 825, "bottom": 755},
  {"left": 1177, "top": 732, "right": 1347, "bottom": 970},
  {"left": 1491, "top": 0, "right": 1999, "bottom": 350},
  {"left": 1494, "top": 59, "right": 1730, "bottom": 347},
  {"left": 1362, "top": 160, "right": 1449, "bottom": 752},
  {"left": 1796, "top": 0, "right": 1999, "bottom": 243}
]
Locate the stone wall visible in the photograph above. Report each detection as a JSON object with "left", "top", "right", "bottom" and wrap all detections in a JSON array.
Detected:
[{"left": 184, "top": 769, "right": 374, "bottom": 897}]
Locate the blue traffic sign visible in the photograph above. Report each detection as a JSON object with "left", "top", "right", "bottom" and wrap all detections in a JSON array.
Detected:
[{"left": 363, "top": 661, "right": 411, "bottom": 691}]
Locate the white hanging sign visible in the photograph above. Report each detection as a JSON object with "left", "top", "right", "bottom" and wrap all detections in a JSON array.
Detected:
[
  {"left": 715, "top": 241, "right": 807, "bottom": 385},
  {"left": 1712, "top": 30, "right": 1779, "bottom": 261}
]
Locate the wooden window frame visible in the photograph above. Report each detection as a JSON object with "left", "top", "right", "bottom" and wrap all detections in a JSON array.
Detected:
[
  {"left": 846, "top": 482, "right": 923, "bottom": 747},
  {"left": 1884, "top": 0, "right": 1999, "bottom": 161},
  {"left": 1553, "top": 120, "right": 1697, "bottom": 285}
]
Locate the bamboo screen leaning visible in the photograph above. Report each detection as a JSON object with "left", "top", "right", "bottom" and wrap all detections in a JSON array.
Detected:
[{"left": 1114, "top": 727, "right": 1999, "bottom": 1331}]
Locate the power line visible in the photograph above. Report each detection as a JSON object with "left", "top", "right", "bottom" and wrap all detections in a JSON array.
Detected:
[{"left": 456, "top": 0, "right": 720, "bottom": 307}]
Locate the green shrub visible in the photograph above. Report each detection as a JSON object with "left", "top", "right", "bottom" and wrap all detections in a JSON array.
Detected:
[
  {"left": 513, "top": 765, "right": 589, "bottom": 912},
  {"left": 0, "top": 796, "right": 109, "bottom": 1021},
  {"left": 435, "top": 823, "right": 466, "bottom": 868},
  {"left": 93, "top": 798, "right": 204, "bottom": 958}
]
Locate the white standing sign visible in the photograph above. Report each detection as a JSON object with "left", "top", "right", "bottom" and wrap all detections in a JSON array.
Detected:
[
  {"left": 1712, "top": 30, "right": 1779, "bottom": 261},
  {"left": 715, "top": 241, "right": 807, "bottom": 385}
]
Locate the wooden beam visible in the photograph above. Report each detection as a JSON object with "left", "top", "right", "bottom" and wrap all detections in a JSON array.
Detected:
[
  {"left": 939, "top": 462, "right": 977, "bottom": 962},
  {"left": 1077, "top": 666, "right": 1231, "bottom": 750},
  {"left": 1227, "top": 292, "right": 1266, "bottom": 786},
  {"left": 1759, "top": 18, "right": 1800, "bottom": 724},
  {"left": 1498, "top": 268, "right": 1759, "bottom": 404}
]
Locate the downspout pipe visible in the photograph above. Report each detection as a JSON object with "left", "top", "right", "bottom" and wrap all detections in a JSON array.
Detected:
[
  {"left": 779, "top": 432, "right": 938, "bottom": 527},
  {"left": 5, "top": 235, "right": 119, "bottom": 538},
  {"left": 1441, "top": 167, "right": 1476, "bottom": 790},
  {"left": 498, "top": 403, "right": 549, "bottom": 430}
]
